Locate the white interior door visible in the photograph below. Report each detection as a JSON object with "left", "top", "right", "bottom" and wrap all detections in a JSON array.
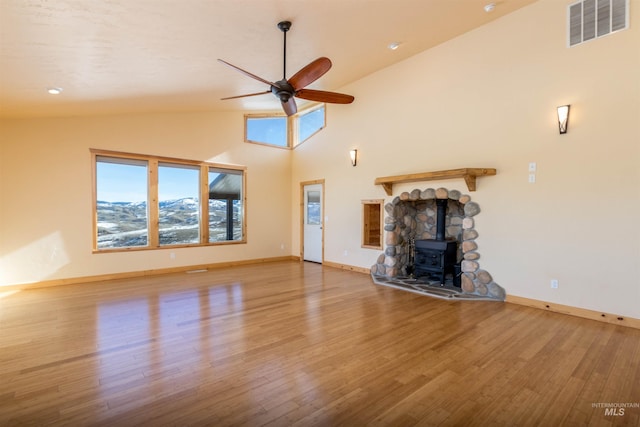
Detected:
[{"left": 303, "top": 183, "right": 323, "bottom": 263}]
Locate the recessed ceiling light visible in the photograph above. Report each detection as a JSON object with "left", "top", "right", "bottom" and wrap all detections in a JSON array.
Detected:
[
  {"left": 388, "top": 42, "right": 402, "bottom": 50},
  {"left": 484, "top": 3, "right": 496, "bottom": 12},
  {"left": 47, "top": 87, "right": 63, "bottom": 95}
]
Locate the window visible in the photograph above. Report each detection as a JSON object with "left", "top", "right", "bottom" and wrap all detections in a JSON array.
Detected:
[
  {"left": 158, "top": 163, "right": 200, "bottom": 246},
  {"left": 297, "top": 105, "right": 325, "bottom": 145},
  {"left": 95, "top": 157, "right": 149, "bottom": 249},
  {"left": 245, "top": 115, "right": 288, "bottom": 147},
  {"left": 92, "top": 150, "right": 245, "bottom": 252},
  {"left": 244, "top": 104, "right": 326, "bottom": 149},
  {"left": 306, "top": 190, "right": 321, "bottom": 225},
  {"left": 362, "top": 199, "right": 384, "bottom": 249},
  {"left": 208, "top": 167, "right": 243, "bottom": 242}
]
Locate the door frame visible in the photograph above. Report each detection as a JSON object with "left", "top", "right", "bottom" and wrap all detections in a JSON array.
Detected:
[{"left": 300, "top": 179, "right": 325, "bottom": 263}]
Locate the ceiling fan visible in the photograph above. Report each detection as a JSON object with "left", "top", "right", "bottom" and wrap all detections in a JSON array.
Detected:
[{"left": 218, "top": 21, "right": 355, "bottom": 116}]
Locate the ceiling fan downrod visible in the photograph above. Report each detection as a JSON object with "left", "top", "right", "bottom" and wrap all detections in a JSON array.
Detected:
[{"left": 277, "top": 21, "right": 291, "bottom": 80}]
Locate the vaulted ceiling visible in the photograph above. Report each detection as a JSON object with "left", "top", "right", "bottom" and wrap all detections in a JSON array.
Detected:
[{"left": 0, "top": 0, "right": 537, "bottom": 118}]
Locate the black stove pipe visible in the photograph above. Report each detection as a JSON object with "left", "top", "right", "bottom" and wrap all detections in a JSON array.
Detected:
[{"left": 435, "top": 199, "right": 447, "bottom": 241}]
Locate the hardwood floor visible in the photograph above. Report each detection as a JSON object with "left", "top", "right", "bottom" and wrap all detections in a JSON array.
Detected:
[{"left": 1, "top": 261, "right": 639, "bottom": 426}]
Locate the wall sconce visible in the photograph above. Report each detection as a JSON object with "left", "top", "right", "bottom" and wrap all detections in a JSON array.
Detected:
[
  {"left": 557, "top": 105, "right": 570, "bottom": 134},
  {"left": 349, "top": 149, "right": 358, "bottom": 167}
]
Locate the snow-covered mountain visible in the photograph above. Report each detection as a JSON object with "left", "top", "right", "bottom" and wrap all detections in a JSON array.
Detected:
[{"left": 96, "top": 198, "right": 240, "bottom": 248}]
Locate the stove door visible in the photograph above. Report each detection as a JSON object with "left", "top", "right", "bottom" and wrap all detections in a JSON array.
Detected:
[{"left": 415, "top": 249, "right": 443, "bottom": 269}]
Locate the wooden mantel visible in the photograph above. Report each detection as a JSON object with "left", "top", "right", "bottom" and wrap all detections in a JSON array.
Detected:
[{"left": 375, "top": 168, "right": 496, "bottom": 195}]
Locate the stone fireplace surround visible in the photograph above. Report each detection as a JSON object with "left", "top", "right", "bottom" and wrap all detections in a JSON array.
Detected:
[{"left": 370, "top": 187, "right": 505, "bottom": 301}]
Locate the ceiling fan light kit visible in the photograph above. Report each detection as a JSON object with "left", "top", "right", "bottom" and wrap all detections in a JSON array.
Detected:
[{"left": 218, "top": 21, "right": 354, "bottom": 116}]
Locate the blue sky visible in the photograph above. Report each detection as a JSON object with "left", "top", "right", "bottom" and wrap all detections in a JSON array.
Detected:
[
  {"left": 96, "top": 162, "right": 148, "bottom": 202},
  {"left": 97, "top": 162, "right": 204, "bottom": 202}
]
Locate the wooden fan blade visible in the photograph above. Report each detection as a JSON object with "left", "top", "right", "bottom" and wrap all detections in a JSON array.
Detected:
[
  {"left": 218, "top": 59, "right": 280, "bottom": 88},
  {"left": 221, "top": 91, "right": 271, "bottom": 101},
  {"left": 282, "top": 97, "right": 297, "bottom": 116},
  {"left": 288, "top": 57, "right": 332, "bottom": 91},
  {"left": 295, "top": 89, "right": 354, "bottom": 104}
]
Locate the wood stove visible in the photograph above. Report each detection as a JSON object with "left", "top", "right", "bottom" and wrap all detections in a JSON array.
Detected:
[{"left": 413, "top": 199, "right": 460, "bottom": 286}]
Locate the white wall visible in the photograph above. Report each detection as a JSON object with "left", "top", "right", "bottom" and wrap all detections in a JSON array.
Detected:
[
  {"left": 291, "top": 0, "right": 640, "bottom": 318},
  {"left": 0, "top": 111, "right": 292, "bottom": 285}
]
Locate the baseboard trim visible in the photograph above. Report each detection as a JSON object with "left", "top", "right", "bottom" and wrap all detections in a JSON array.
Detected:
[
  {"left": 322, "top": 260, "right": 371, "bottom": 274},
  {"left": 2, "top": 256, "right": 300, "bottom": 291},
  {"left": 324, "top": 262, "right": 640, "bottom": 330},
  {"left": 506, "top": 295, "right": 640, "bottom": 330}
]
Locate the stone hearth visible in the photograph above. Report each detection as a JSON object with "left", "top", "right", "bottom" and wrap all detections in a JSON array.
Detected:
[{"left": 370, "top": 187, "right": 505, "bottom": 301}]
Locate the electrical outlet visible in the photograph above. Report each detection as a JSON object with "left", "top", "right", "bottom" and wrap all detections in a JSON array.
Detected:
[
  {"left": 528, "top": 173, "right": 536, "bottom": 183},
  {"left": 343, "top": 250, "right": 348, "bottom": 256},
  {"left": 551, "top": 279, "right": 559, "bottom": 289},
  {"left": 170, "top": 252, "right": 176, "bottom": 260}
]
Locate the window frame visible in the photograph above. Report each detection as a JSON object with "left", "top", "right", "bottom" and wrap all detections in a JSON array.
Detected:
[
  {"left": 294, "top": 103, "right": 326, "bottom": 147},
  {"left": 244, "top": 112, "right": 292, "bottom": 149},
  {"left": 157, "top": 162, "right": 202, "bottom": 246},
  {"left": 244, "top": 103, "right": 326, "bottom": 149},
  {"left": 207, "top": 166, "right": 245, "bottom": 243},
  {"left": 91, "top": 149, "right": 246, "bottom": 253}
]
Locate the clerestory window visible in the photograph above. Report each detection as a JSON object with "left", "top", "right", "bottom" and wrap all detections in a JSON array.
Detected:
[
  {"left": 244, "top": 104, "right": 325, "bottom": 149},
  {"left": 297, "top": 104, "right": 325, "bottom": 144}
]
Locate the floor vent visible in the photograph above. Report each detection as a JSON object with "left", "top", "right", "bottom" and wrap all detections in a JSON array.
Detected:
[{"left": 568, "top": 0, "right": 629, "bottom": 47}]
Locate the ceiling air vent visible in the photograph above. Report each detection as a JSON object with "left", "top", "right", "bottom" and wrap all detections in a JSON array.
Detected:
[{"left": 568, "top": 0, "right": 629, "bottom": 47}]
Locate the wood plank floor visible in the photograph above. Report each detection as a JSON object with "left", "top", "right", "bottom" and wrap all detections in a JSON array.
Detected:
[{"left": 1, "top": 261, "right": 639, "bottom": 426}]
